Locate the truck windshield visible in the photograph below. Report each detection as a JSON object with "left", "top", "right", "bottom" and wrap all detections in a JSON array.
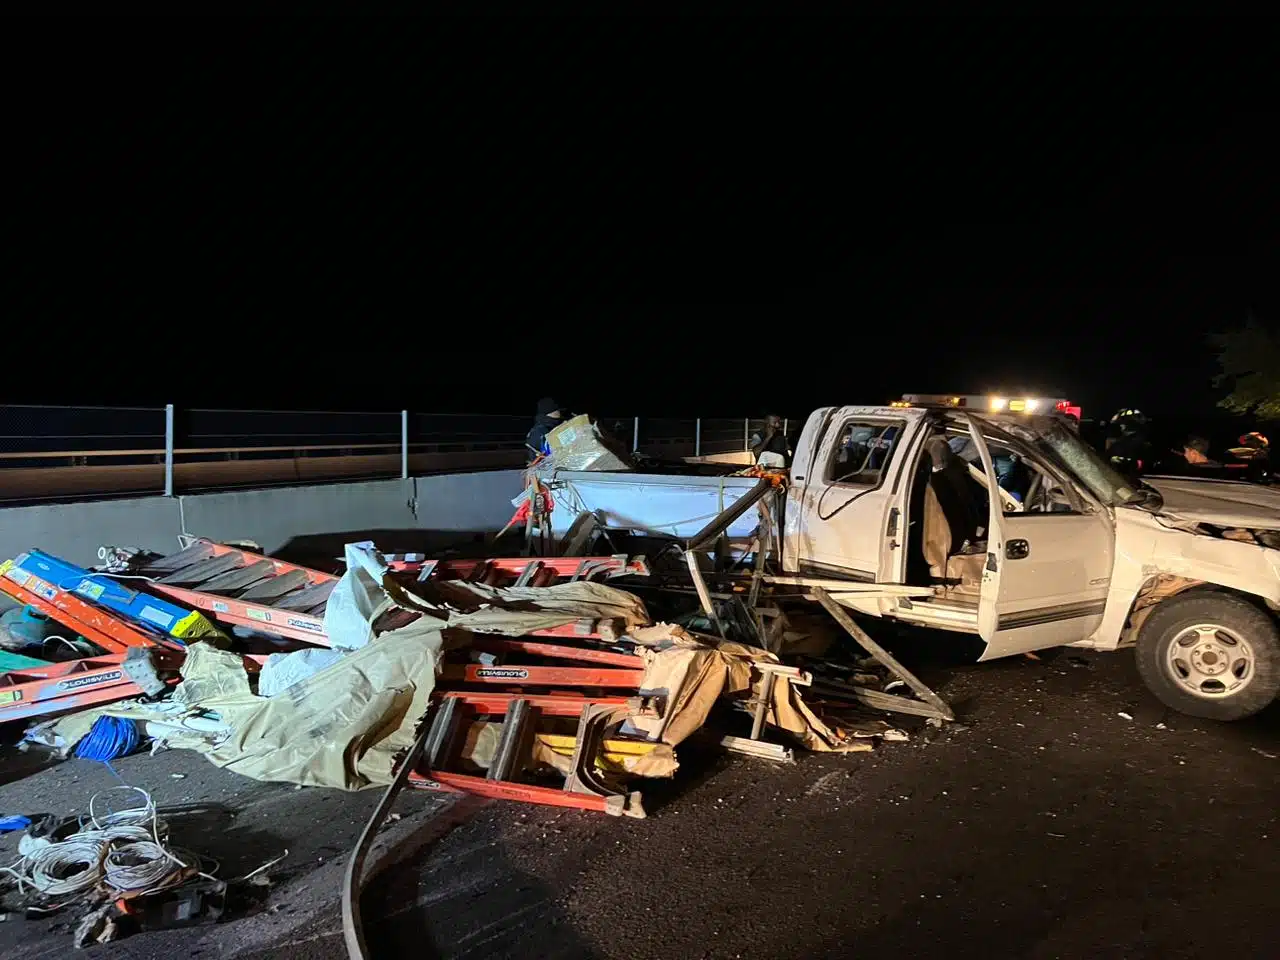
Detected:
[{"left": 1032, "top": 420, "right": 1140, "bottom": 506}]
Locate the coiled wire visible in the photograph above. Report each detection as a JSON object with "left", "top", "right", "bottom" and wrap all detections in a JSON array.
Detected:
[{"left": 2, "top": 786, "right": 203, "bottom": 900}]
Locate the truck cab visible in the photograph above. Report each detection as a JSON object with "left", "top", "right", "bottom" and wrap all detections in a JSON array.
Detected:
[{"left": 785, "top": 402, "right": 1280, "bottom": 721}]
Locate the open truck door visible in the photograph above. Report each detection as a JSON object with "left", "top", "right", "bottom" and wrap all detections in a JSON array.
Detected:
[
  {"left": 784, "top": 406, "right": 915, "bottom": 581},
  {"left": 963, "top": 415, "right": 1115, "bottom": 660}
]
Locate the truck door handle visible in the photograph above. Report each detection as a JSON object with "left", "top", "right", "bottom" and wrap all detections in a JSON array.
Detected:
[{"left": 1006, "top": 539, "right": 1030, "bottom": 560}]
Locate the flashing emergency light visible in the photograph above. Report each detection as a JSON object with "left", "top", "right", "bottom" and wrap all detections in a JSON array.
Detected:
[{"left": 900, "top": 393, "right": 1081, "bottom": 421}]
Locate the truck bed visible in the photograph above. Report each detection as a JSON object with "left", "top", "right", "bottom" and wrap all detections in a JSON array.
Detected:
[{"left": 547, "top": 470, "right": 765, "bottom": 540}]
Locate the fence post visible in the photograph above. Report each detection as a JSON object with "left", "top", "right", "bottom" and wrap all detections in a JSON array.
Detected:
[
  {"left": 632, "top": 417, "right": 640, "bottom": 453},
  {"left": 743, "top": 418, "right": 750, "bottom": 451},
  {"left": 164, "top": 404, "right": 175, "bottom": 497},
  {"left": 695, "top": 418, "right": 702, "bottom": 457},
  {"left": 401, "top": 410, "right": 409, "bottom": 479}
]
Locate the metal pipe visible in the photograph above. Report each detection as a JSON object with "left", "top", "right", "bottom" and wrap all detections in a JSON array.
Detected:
[
  {"left": 400, "top": 410, "right": 409, "bottom": 479},
  {"left": 686, "top": 478, "right": 771, "bottom": 554},
  {"left": 743, "top": 417, "right": 750, "bottom": 451},
  {"left": 632, "top": 417, "right": 640, "bottom": 453},
  {"left": 164, "top": 404, "right": 175, "bottom": 497},
  {"left": 695, "top": 418, "right": 701, "bottom": 457}
]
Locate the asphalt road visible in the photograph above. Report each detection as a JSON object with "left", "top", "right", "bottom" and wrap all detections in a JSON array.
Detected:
[
  {"left": 348, "top": 647, "right": 1280, "bottom": 960},
  {"left": 4, "top": 642, "right": 1278, "bottom": 960}
]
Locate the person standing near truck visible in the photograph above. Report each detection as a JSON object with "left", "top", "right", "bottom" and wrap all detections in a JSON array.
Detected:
[
  {"left": 750, "top": 414, "right": 791, "bottom": 467},
  {"left": 525, "top": 397, "right": 564, "bottom": 461}
]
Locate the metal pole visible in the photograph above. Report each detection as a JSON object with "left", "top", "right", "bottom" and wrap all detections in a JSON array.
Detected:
[
  {"left": 400, "top": 410, "right": 409, "bottom": 479},
  {"left": 743, "top": 418, "right": 750, "bottom": 451},
  {"left": 695, "top": 418, "right": 702, "bottom": 457},
  {"left": 164, "top": 404, "right": 175, "bottom": 497},
  {"left": 783, "top": 418, "right": 789, "bottom": 436},
  {"left": 632, "top": 417, "right": 640, "bottom": 453}
]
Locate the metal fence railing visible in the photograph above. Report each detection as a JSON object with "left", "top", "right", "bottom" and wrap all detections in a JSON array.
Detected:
[{"left": 0, "top": 405, "right": 805, "bottom": 501}]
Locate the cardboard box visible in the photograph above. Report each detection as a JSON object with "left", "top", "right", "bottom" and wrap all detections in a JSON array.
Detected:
[{"left": 546, "top": 414, "right": 631, "bottom": 472}]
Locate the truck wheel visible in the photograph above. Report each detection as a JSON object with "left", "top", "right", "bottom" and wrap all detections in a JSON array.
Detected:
[{"left": 1135, "top": 592, "right": 1280, "bottom": 721}]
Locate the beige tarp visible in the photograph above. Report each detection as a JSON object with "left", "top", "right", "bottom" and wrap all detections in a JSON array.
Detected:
[
  {"left": 430, "top": 579, "right": 650, "bottom": 634},
  {"left": 44, "top": 619, "right": 443, "bottom": 790},
  {"left": 200, "top": 616, "right": 442, "bottom": 788},
  {"left": 623, "top": 624, "right": 874, "bottom": 767}
]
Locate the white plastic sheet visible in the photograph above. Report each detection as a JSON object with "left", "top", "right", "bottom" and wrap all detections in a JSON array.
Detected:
[
  {"left": 322, "top": 541, "right": 390, "bottom": 651},
  {"left": 258, "top": 647, "right": 346, "bottom": 698}
]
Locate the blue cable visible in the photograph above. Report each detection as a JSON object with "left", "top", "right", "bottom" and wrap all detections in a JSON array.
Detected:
[{"left": 74, "top": 715, "right": 142, "bottom": 763}]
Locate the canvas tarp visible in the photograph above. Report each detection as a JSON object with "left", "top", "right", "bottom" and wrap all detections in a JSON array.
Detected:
[
  {"left": 39, "top": 617, "right": 443, "bottom": 790},
  {"left": 427, "top": 579, "right": 650, "bottom": 634},
  {"left": 622, "top": 623, "right": 874, "bottom": 763}
]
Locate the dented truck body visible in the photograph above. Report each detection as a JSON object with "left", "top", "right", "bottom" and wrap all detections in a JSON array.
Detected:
[
  {"left": 548, "top": 405, "right": 1280, "bottom": 720},
  {"left": 782, "top": 405, "right": 1280, "bottom": 720}
]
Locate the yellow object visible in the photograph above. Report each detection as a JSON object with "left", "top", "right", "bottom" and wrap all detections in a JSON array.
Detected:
[
  {"left": 170, "top": 610, "right": 226, "bottom": 642},
  {"left": 534, "top": 733, "right": 658, "bottom": 775}
]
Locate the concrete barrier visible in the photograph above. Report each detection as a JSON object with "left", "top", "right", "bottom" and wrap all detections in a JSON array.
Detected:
[
  {"left": 0, "top": 450, "right": 526, "bottom": 502},
  {"left": 0, "top": 469, "right": 525, "bottom": 567}
]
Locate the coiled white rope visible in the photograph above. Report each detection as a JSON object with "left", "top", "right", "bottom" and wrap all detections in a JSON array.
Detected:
[
  {"left": 89, "top": 785, "right": 158, "bottom": 832},
  {"left": 2, "top": 785, "right": 204, "bottom": 900},
  {"left": 103, "top": 840, "right": 191, "bottom": 894},
  {"left": 15, "top": 837, "right": 109, "bottom": 898}
]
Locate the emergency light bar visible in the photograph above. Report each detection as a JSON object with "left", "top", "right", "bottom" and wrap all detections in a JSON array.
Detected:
[{"left": 899, "top": 394, "right": 1081, "bottom": 421}]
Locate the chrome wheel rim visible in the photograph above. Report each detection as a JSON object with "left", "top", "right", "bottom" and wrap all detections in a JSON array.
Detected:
[{"left": 1165, "top": 623, "right": 1255, "bottom": 699}]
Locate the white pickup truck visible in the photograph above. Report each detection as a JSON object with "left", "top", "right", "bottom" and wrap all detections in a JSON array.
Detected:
[{"left": 551, "top": 404, "right": 1280, "bottom": 720}]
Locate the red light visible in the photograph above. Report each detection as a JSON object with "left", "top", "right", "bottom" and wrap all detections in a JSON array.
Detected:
[{"left": 1055, "top": 401, "right": 1068, "bottom": 411}]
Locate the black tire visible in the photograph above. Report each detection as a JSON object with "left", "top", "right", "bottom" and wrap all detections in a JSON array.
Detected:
[{"left": 1135, "top": 592, "right": 1280, "bottom": 721}]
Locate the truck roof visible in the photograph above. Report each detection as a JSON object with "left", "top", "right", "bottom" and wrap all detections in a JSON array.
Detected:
[{"left": 839, "top": 404, "right": 1076, "bottom": 433}]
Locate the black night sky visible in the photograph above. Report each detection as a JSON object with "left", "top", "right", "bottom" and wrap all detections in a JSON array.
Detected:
[{"left": 4, "top": 16, "right": 1277, "bottom": 428}]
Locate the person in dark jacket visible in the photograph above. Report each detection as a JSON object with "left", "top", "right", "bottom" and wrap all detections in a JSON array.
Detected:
[
  {"left": 525, "top": 397, "right": 564, "bottom": 460},
  {"left": 1151, "top": 434, "right": 1232, "bottom": 476},
  {"left": 749, "top": 414, "right": 791, "bottom": 467},
  {"left": 1153, "top": 434, "right": 1272, "bottom": 484}
]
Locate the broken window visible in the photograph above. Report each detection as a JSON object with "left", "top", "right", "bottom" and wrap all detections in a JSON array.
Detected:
[
  {"left": 825, "top": 419, "right": 904, "bottom": 486},
  {"left": 944, "top": 424, "right": 1084, "bottom": 515}
]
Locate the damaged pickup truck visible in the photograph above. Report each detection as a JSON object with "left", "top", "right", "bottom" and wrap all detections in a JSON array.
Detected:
[
  {"left": 782, "top": 405, "right": 1280, "bottom": 720},
  {"left": 552, "top": 404, "right": 1280, "bottom": 721}
]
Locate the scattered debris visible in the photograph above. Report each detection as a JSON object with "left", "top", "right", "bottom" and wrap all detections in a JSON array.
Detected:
[
  {"left": 0, "top": 784, "right": 267, "bottom": 949},
  {"left": 1155, "top": 722, "right": 1168, "bottom": 730},
  {"left": 1252, "top": 747, "right": 1277, "bottom": 760},
  {"left": 73, "top": 903, "right": 118, "bottom": 948},
  {"left": 805, "top": 770, "right": 845, "bottom": 797},
  {"left": 1118, "top": 712, "right": 1134, "bottom": 721},
  {"left": 4, "top": 509, "right": 938, "bottom": 912}
]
